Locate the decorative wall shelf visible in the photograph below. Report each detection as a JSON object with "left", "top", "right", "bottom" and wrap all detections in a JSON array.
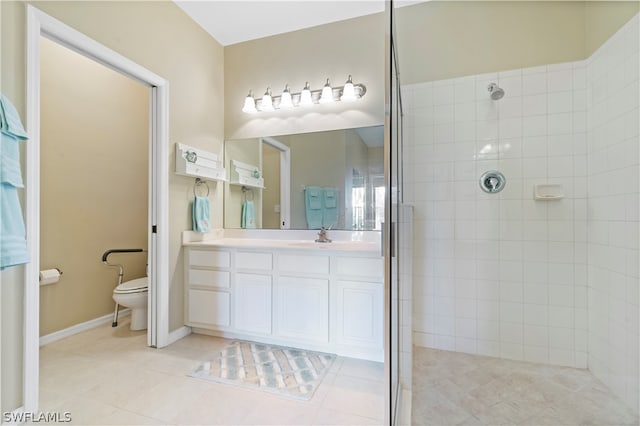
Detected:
[
  {"left": 175, "top": 143, "right": 226, "bottom": 182},
  {"left": 229, "top": 160, "right": 264, "bottom": 189}
]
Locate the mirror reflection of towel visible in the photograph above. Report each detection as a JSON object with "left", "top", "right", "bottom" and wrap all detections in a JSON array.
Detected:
[
  {"left": 241, "top": 200, "right": 256, "bottom": 229},
  {"left": 322, "top": 187, "right": 338, "bottom": 228},
  {"left": 192, "top": 196, "right": 211, "bottom": 233},
  {"left": 304, "top": 186, "right": 323, "bottom": 229}
]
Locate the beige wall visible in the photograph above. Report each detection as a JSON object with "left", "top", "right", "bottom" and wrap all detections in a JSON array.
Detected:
[
  {"left": 1, "top": 0, "right": 224, "bottom": 410},
  {"left": 395, "top": 1, "right": 586, "bottom": 84},
  {"left": 224, "top": 13, "right": 385, "bottom": 140},
  {"left": 395, "top": 1, "right": 640, "bottom": 85},
  {"left": 29, "top": 0, "right": 225, "bottom": 333},
  {"left": 39, "top": 37, "right": 149, "bottom": 336},
  {"left": 585, "top": 1, "right": 640, "bottom": 55}
]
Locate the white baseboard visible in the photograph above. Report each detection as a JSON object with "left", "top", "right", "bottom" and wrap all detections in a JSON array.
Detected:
[
  {"left": 167, "top": 325, "right": 191, "bottom": 346},
  {"left": 39, "top": 309, "right": 131, "bottom": 347}
]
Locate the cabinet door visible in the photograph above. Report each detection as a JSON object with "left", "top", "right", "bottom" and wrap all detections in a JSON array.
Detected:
[
  {"left": 334, "top": 280, "right": 383, "bottom": 349},
  {"left": 187, "top": 289, "right": 230, "bottom": 327},
  {"left": 276, "top": 277, "right": 328, "bottom": 343},
  {"left": 234, "top": 273, "right": 272, "bottom": 334}
]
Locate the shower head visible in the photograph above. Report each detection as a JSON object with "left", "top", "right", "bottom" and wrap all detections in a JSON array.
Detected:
[{"left": 487, "top": 83, "right": 505, "bottom": 100}]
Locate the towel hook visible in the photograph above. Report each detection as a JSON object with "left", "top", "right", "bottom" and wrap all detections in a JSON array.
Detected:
[
  {"left": 242, "top": 186, "right": 254, "bottom": 201},
  {"left": 194, "top": 178, "right": 210, "bottom": 197}
]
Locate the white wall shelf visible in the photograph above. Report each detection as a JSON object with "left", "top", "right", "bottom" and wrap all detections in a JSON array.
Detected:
[
  {"left": 229, "top": 159, "right": 264, "bottom": 189},
  {"left": 176, "top": 143, "right": 226, "bottom": 182}
]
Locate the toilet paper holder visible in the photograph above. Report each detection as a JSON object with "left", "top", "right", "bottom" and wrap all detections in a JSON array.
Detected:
[{"left": 39, "top": 268, "right": 63, "bottom": 285}]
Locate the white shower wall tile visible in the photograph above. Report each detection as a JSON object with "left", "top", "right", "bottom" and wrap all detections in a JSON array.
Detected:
[
  {"left": 403, "top": 14, "right": 639, "bottom": 414},
  {"left": 586, "top": 13, "right": 640, "bottom": 415},
  {"left": 404, "top": 62, "right": 587, "bottom": 366},
  {"left": 403, "top": 16, "right": 639, "bottom": 375}
]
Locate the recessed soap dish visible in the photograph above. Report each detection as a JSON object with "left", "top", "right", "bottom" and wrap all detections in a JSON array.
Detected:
[{"left": 534, "top": 184, "right": 564, "bottom": 200}]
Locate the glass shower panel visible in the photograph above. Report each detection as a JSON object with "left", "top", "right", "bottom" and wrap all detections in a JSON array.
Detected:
[{"left": 388, "top": 0, "right": 405, "bottom": 423}]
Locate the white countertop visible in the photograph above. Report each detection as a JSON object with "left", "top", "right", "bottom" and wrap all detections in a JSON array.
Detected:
[{"left": 182, "top": 230, "right": 381, "bottom": 254}]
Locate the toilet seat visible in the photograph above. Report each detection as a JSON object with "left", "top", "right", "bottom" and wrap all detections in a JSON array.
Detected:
[{"left": 114, "top": 277, "right": 148, "bottom": 294}]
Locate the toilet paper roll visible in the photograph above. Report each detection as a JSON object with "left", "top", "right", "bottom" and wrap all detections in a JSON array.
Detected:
[{"left": 39, "top": 269, "right": 61, "bottom": 285}]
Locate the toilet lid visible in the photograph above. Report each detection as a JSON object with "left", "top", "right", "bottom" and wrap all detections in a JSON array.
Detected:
[{"left": 114, "top": 277, "right": 148, "bottom": 294}]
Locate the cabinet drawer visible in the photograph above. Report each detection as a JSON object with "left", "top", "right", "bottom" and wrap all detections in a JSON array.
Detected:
[
  {"left": 236, "top": 272, "right": 271, "bottom": 285},
  {"left": 187, "top": 289, "right": 230, "bottom": 327},
  {"left": 236, "top": 251, "right": 272, "bottom": 271},
  {"left": 188, "top": 249, "right": 230, "bottom": 268},
  {"left": 280, "top": 254, "right": 329, "bottom": 275},
  {"left": 335, "top": 257, "right": 383, "bottom": 280},
  {"left": 188, "top": 269, "right": 230, "bottom": 288}
]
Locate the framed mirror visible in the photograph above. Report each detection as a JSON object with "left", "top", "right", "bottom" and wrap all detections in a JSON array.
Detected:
[{"left": 224, "top": 126, "right": 384, "bottom": 231}]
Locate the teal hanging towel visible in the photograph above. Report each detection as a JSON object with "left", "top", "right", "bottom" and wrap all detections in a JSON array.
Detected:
[
  {"left": 241, "top": 200, "right": 256, "bottom": 229},
  {"left": 0, "top": 94, "right": 29, "bottom": 270},
  {"left": 192, "top": 196, "right": 211, "bottom": 233}
]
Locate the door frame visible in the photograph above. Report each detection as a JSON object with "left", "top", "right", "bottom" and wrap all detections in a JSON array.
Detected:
[
  {"left": 24, "top": 6, "right": 170, "bottom": 412},
  {"left": 260, "top": 137, "right": 291, "bottom": 229}
]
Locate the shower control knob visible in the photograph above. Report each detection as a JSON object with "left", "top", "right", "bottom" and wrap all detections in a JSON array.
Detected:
[{"left": 479, "top": 170, "right": 506, "bottom": 194}]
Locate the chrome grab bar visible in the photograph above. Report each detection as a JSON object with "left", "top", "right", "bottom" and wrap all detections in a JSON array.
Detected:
[{"left": 101, "top": 248, "right": 146, "bottom": 327}]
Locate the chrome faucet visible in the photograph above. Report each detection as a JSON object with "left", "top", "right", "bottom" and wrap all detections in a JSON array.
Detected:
[{"left": 315, "top": 227, "right": 332, "bottom": 243}]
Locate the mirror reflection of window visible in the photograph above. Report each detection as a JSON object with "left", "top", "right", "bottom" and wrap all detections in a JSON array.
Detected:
[
  {"left": 351, "top": 169, "right": 365, "bottom": 230},
  {"left": 374, "top": 183, "right": 385, "bottom": 231}
]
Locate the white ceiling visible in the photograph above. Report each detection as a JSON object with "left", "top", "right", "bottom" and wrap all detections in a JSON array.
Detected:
[{"left": 175, "top": 1, "right": 423, "bottom": 46}]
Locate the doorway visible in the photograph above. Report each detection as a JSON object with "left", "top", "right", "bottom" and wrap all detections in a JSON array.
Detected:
[
  {"left": 39, "top": 36, "right": 149, "bottom": 339},
  {"left": 24, "top": 6, "right": 169, "bottom": 412}
]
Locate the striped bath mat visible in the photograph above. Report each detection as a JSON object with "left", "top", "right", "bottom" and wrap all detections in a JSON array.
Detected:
[{"left": 189, "top": 340, "right": 336, "bottom": 400}]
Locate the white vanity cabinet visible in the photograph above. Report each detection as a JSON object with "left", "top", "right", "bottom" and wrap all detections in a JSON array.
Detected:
[
  {"left": 332, "top": 256, "right": 384, "bottom": 353},
  {"left": 183, "top": 243, "right": 383, "bottom": 361},
  {"left": 185, "top": 249, "right": 231, "bottom": 328}
]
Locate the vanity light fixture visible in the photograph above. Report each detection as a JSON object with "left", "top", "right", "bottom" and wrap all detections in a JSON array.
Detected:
[
  {"left": 242, "top": 90, "right": 257, "bottom": 113},
  {"left": 299, "top": 82, "right": 313, "bottom": 107},
  {"left": 260, "top": 87, "right": 274, "bottom": 111},
  {"left": 340, "top": 75, "right": 357, "bottom": 102},
  {"left": 279, "top": 84, "right": 294, "bottom": 109},
  {"left": 241, "top": 76, "right": 366, "bottom": 113},
  {"left": 319, "top": 78, "right": 334, "bottom": 104}
]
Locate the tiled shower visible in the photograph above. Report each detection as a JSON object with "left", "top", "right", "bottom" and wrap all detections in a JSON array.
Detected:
[{"left": 403, "top": 12, "right": 639, "bottom": 414}]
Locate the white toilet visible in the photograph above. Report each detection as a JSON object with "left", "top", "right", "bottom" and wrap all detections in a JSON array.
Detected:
[{"left": 112, "top": 277, "right": 148, "bottom": 330}]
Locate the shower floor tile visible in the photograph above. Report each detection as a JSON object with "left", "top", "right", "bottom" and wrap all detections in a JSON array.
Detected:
[
  {"left": 412, "top": 347, "right": 639, "bottom": 426},
  {"left": 36, "top": 318, "right": 384, "bottom": 425}
]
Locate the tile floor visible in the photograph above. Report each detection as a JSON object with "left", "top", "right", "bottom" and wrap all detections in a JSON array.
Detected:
[
  {"left": 36, "top": 318, "right": 385, "bottom": 425},
  {"left": 412, "top": 347, "right": 639, "bottom": 426}
]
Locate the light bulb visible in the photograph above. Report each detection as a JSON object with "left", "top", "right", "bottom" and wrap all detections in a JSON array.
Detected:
[
  {"left": 319, "top": 78, "right": 334, "bottom": 104},
  {"left": 340, "top": 75, "right": 356, "bottom": 102},
  {"left": 299, "top": 82, "right": 313, "bottom": 107},
  {"left": 260, "top": 87, "right": 274, "bottom": 111},
  {"left": 242, "top": 90, "right": 257, "bottom": 113},
  {"left": 279, "top": 84, "right": 293, "bottom": 109}
]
